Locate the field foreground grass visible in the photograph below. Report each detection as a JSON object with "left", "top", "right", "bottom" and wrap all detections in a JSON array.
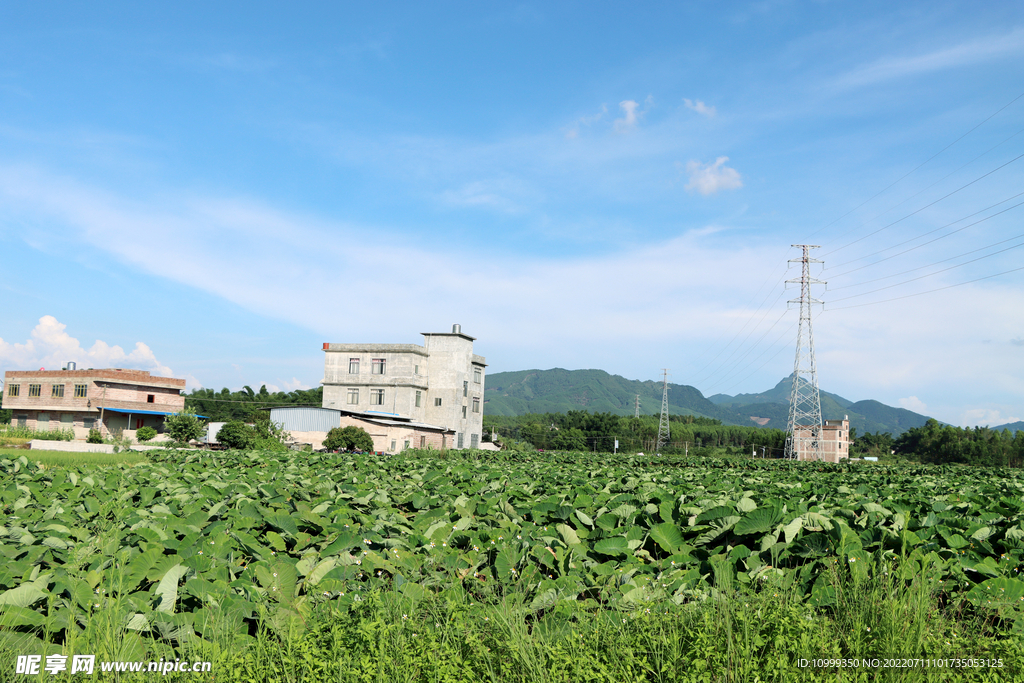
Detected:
[{"left": 1, "top": 448, "right": 1023, "bottom": 681}]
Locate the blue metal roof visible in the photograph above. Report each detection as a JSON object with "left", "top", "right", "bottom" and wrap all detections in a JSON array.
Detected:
[{"left": 102, "top": 407, "right": 207, "bottom": 419}]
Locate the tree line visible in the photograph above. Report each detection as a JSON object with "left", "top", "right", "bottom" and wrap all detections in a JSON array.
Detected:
[
  {"left": 891, "top": 419, "right": 1024, "bottom": 467},
  {"left": 183, "top": 386, "right": 324, "bottom": 422},
  {"left": 483, "top": 410, "right": 788, "bottom": 455}
]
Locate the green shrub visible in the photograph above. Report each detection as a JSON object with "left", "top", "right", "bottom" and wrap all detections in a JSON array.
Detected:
[
  {"left": 136, "top": 426, "right": 157, "bottom": 442},
  {"left": 217, "top": 420, "right": 257, "bottom": 449},
  {"left": 87, "top": 428, "right": 103, "bottom": 444},
  {"left": 165, "top": 407, "right": 205, "bottom": 444},
  {"left": 323, "top": 425, "right": 374, "bottom": 452}
]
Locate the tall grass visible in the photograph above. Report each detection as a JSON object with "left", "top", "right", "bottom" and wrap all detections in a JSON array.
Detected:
[
  {"left": 0, "top": 425, "right": 75, "bottom": 442},
  {"left": 3, "top": 564, "right": 1020, "bottom": 683},
  {"left": 0, "top": 448, "right": 148, "bottom": 466}
]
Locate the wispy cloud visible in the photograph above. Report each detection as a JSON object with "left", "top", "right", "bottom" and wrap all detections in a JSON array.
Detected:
[
  {"left": 437, "top": 178, "right": 536, "bottom": 213},
  {"left": 835, "top": 27, "right": 1024, "bottom": 89},
  {"left": 613, "top": 96, "right": 653, "bottom": 133},
  {"left": 684, "top": 156, "right": 743, "bottom": 195},
  {"left": 564, "top": 104, "right": 607, "bottom": 139},
  {"left": 897, "top": 396, "right": 927, "bottom": 413},
  {"left": 0, "top": 315, "right": 173, "bottom": 377},
  {"left": 683, "top": 98, "right": 716, "bottom": 117}
]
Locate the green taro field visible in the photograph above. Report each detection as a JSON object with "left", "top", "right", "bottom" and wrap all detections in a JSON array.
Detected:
[{"left": 2, "top": 449, "right": 1024, "bottom": 682}]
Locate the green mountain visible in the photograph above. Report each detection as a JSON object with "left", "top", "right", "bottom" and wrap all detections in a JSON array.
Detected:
[
  {"left": 485, "top": 368, "right": 935, "bottom": 436},
  {"left": 990, "top": 421, "right": 1024, "bottom": 434},
  {"left": 484, "top": 368, "right": 746, "bottom": 425}
]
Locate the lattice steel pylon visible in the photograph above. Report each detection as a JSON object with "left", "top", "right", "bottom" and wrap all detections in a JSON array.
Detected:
[
  {"left": 785, "top": 245, "right": 826, "bottom": 461},
  {"left": 656, "top": 370, "right": 670, "bottom": 452},
  {"left": 634, "top": 394, "right": 641, "bottom": 418}
]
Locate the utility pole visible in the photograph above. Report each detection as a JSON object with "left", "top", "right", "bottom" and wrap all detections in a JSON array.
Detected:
[
  {"left": 634, "top": 394, "right": 640, "bottom": 419},
  {"left": 657, "top": 370, "right": 670, "bottom": 453},
  {"left": 785, "top": 245, "right": 826, "bottom": 461}
]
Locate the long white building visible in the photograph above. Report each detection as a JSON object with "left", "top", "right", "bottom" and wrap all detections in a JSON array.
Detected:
[{"left": 321, "top": 324, "right": 486, "bottom": 450}]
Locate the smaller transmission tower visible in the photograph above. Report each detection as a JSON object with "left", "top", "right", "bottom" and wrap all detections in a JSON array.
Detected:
[
  {"left": 657, "top": 370, "right": 670, "bottom": 452},
  {"left": 634, "top": 394, "right": 641, "bottom": 418},
  {"left": 785, "top": 245, "right": 826, "bottom": 461}
]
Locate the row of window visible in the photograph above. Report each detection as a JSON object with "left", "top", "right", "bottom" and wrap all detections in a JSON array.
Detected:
[
  {"left": 347, "top": 358, "right": 403, "bottom": 375},
  {"left": 341, "top": 359, "right": 483, "bottom": 385},
  {"left": 345, "top": 388, "right": 480, "bottom": 413},
  {"left": 7, "top": 384, "right": 89, "bottom": 398},
  {"left": 455, "top": 433, "right": 481, "bottom": 449}
]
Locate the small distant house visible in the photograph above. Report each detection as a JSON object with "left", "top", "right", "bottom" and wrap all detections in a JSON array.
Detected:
[
  {"left": 3, "top": 366, "right": 185, "bottom": 440},
  {"left": 790, "top": 416, "right": 850, "bottom": 463}
]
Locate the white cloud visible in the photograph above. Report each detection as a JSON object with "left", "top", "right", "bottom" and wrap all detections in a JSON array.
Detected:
[
  {"left": 564, "top": 104, "right": 608, "bottom": 139},
  {"left": 897, "top": 396, "right": 927, "bottom": 413},
  {"left": 1011, "top": 337, "right": 1024, "bottom": 347},
  {"left": 836, "top": 27, "right": 1024, "bottom": 89},
  {"left": 684, "top": 156, "right": 743, "bottom": 195},
  {"left": 437, "top": 178, "right": 532, "bottom": 213},
  {"left": 683, "top": 98, "right": 716, "bottom": 117},
  {"left": 282, "top": 377, "right": 311, "bottom": 392},
  {"left": 0, "top": 315, "right": 173, "bottom": 377},
  {"left": 960, "top": 407, "right": 1023, "bottom": 428},
  {"left": 613, "top": 96, "right": 653, "bottom": 132}
]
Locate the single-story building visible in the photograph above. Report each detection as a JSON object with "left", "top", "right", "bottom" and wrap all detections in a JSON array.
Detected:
[{"left": 269, "top": 406, "right": 455, "bottom": 453}]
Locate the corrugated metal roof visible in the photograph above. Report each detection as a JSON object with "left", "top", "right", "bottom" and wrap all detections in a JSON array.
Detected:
[{"left": 270, "top": 407, "right": 343, "bottom": 432}]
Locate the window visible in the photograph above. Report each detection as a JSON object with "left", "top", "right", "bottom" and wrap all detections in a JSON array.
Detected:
[
  {"left": 83, "top": 418, "right": 95, "bottom": 429},
  {"left": 52, "top": 384, "right": 65, "bottom": 398},
  {"left": 7, "top": 384, "right": 18, "bottom": 397},
  {"left": 472, "top": 397, "right": 480, "bottom": 413},
  {"left": 370, "top": 389, "right": 385, "bottom": 406},
  {"left": 470, "top": 434, "right": 479, "bottom": 448},
  {"left": 414, "top": 364, "right": 420, "bottom": 375},
  {"left": 15, "top": 415, "right": 27, "bottom": 428},
  {"left": 434, "top": 397, "right": 442, "bottom": 407},
  {"left": 415, "top": 390, "right": 422, "bottom": 408},
  {"left": 29, "top": 384, "right": 41, "bottom": 397},
  {"left": 462, "top": 405, "right": 467, "bottom": 418},
  {"left": 349, "top": 358, "right": 360, "bottom": 374},
  {"left": 474, "top": 368, "right": 482, "bottom": 384},
  {"left": 147, "top": 394, "right": 155, "bottom": 403},
  {"left": 371, "top": 358, "right": 386, "bottom": 375},
  {"left": 457, "top": 433, "right": 464, "bottom": 448},
  {"left": 347, "top": 388, "right": 359, "bottom": 405},
  {"left": 390, "top": 439, "right": 396, "bottom": 452},
  {"left": 74, "top": 384, "right": 88, "bottom": 398},
  {"left": 463, "top": 381, "right": 468, "bottom": 397},
  {"left": 403, "top": 440, "right": 410, "bottom": 450},
  {"left": 420, "top": 436, "right": 426, "bottom": 448},
  {"left": 37, "top": 413, "right": 49, "bottom": 427}
]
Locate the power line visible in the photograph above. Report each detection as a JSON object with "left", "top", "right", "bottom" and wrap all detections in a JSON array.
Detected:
[
  {"left": 830, "top": 230, "right": 1024, "bottom": 291},
  {"left": 803, "top": 89, "right": 1024, "bottom": 242},
  {"left": 826, "top": 191, "right": 1024, "bottom": 277},
  {"left": 829, "top": 241, "right": 1024, "bottom": 302},
  {"left": 821, "top": 150, "right": 1024, "bottom": 257},
  {"left": 825, "top": 265, "right": 1024, "bottom": 311}
]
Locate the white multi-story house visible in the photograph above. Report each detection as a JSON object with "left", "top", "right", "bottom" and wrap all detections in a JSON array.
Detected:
[{"left": 321, "top": 324, "right": 486, "bottom": 450}]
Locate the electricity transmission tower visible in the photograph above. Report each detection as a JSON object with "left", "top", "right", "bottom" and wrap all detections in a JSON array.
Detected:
[
  {"left": 634, "top": 394, "right": 640, "bottom": 418},
  {"left": 657, "top": 370, "right": 670, "bottom": 452},
  {"left": 785, "top": 245, "right": 826, "bottom": 461}
]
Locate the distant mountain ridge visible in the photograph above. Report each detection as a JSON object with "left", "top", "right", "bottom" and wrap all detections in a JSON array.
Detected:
[{"left": 484, "top": 369, "right": 935, "bottom": 436}]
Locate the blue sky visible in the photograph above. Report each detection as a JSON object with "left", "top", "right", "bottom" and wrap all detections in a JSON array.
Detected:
[{"left": 2, "top": 2, "right": 1023, "bottom": 428}]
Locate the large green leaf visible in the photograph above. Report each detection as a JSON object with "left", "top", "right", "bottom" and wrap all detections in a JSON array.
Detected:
[
  {"left": 734, "top": 508, "right": 782, "bottom": 536},
  {"left": 593, "top": 537, "right": 630, "bottom": 557},
  {"left": 649, "top": 523, "right": 685, "bottom": 554},
  {"left": 155, "top": 564, "right": 189, "bottom": 613}
]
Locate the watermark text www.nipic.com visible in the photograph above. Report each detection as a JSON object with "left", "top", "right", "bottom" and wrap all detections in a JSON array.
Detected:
[{"left": 16, "top": 655, "right": 213, "bottom": 675}]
